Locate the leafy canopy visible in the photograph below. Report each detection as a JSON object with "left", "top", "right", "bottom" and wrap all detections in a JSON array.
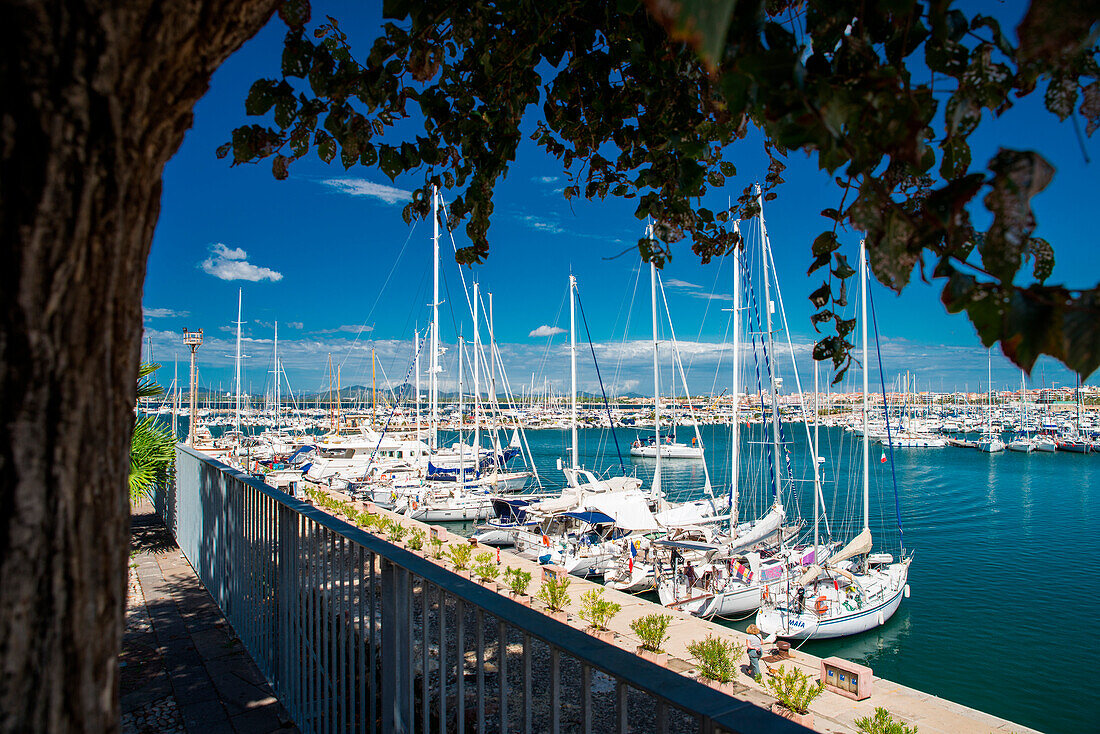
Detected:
[{"left": 225, "top": 0, "right": 1100, "bottom": 380}]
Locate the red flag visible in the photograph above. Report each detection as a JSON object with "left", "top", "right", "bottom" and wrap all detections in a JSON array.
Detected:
[
  {"left": 496, "top": 548, "right": 501, "bottom": 565},
  {"left": 833, "top": 578, "right": 840, "bottom": 591},
  {"left": 542, "top": 534, "right": 550, "bottom": 547},
  {"left": 880, "top": 451, "right": 887, "bottom": 464},
  {"left": 628, "top": 555, "right": 634, "bottom": 572}
]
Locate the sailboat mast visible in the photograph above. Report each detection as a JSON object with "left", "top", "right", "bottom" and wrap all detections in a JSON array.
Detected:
[
  {"left": 474, "top": 281, "right": 481, "bottom": 461},
  {"left": 569, "top": 274, "right": 579, "bottom": 470},
  {"left": 274, "top": 322, "right": 279, "bottom": 432},
  {"left": 730, "top": 225, "right": 741, "bottom": 532},
  {"left": 458, "top": 336, "right": 465, "bottom": 482},
  {"left": 757, "top": 189, "right": 782, "bottom": 510},
  {"left": 813, "top": 358, "right": 820, "bottom": 559},
  {"left": 431, "top": 185, "right": 440, "bottom": 450},
  {"left": 415, "top": 328, "right": 421, "bottom": 437},
  {"left": 649, "top": 234, "right": 662, "bottom": 498},
  {"left": 860, "top": 239, "right": 870, "bottom": 534},
  {"left": 235, "top": 288, "right": 242, "bottom": 435}
]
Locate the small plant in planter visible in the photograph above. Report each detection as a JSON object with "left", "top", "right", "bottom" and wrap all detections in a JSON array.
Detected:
[
  {"left": 631, "top": 613, "right": 673, "bottom": 664},
  {"left": 503, "top": 567, "right": 532, "bottom": 598},
  {"left": 374, "top": 516, "right": 391, "bottom": 535},
  {"left": 687, "top": 634, "right": 742, "bottom": 686},
  {"left": 473, "top": 552, "right": 500, "bottom": 585},
  {"left": 855, "top": 707, "right": 918, "bottom": 734},
  {"left": 429, "top": 535, "right": 445, "bottom": 560},
  {"left": 447, "top": 542, "right": 473, "bottom": 572},
  {"left": 761, "top": 665, "right": 826, "bottom": 726},
  {"left": 578, "top": 588, "right": 621, "bottom": 639},
  {"left": 387, "top": 522, "right": 408, "bottom": 544},
  {"left": 536, "top": 575, "right": 571, "bottom": 616},
  {"left": 406, "top": 528, "right": 425, "bottom": 551}
]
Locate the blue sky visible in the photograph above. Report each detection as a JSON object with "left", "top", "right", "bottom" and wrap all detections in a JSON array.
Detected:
[{"left": 142, "top": 1, "right": 1098, "bottom": 399}]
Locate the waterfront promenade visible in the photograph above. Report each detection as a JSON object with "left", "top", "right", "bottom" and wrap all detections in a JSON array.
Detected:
[
  {"left": 308, "top": 483, "right": 1039, "bottom": 734},
  {"left": 122, "top": 503, "right": 296, "bottom": 733}
]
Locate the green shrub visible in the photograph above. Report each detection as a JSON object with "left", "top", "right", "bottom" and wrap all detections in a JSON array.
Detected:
[
  {"left": 503, "top": 567, "right": 532, "bottom": 596},
  {"left": 429, "top": 535, "right": 445, "bottom": 559},
  {"left": 579, "top": 588, "right": 621, "bottom": 630},
  {"left": 447, "top": 542, "right": 473, "bottom": 571},
  {"left": 374, "top": 517, "right": 392, "bottom": 535},
  {"left": 537, "top": 575, "right": 571, "bottom": 612},
  {"left": 687, "top": 634, "right": 742, "bottom": 683},
  {"left": 630, "top": 613, "right": 674, "bottom": 653},
  {"left": 387, "top": 522, "right": 407, "bottom": 543},
  {"left": 407, "top": 528, "right": 425, "bottom": 551},
  {"left": 855, "top": 708, "right": 918, "bottom": 734},
  {"left": 761, "top": 665, "right": 826, "bottom": 715},
  {"left": 473, "top": 552, "right": 499, "bottom": 582}
]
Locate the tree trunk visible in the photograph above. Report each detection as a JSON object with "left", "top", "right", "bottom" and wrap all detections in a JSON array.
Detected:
[{"left": 0, "top": 1, "right": 277, "bottom": 730}]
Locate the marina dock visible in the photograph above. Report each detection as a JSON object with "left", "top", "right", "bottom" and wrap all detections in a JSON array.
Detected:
[{"left": 308, "top": 482, "right": 1039, "bottom": 734}]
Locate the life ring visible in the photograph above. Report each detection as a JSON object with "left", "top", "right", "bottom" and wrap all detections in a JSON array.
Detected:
[
  {"left": 381, "top": 473, "right": 391, "bottom": 481},
  {"left": 815, "top": 595, "right": 828, "bottom": 615}
]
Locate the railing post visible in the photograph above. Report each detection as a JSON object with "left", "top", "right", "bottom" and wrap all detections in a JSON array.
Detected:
[
  {"left": 277, "top": 503, "right": 295, "bottom": 715},
  {"left": 381, "top": 558, "right": 412, "bottom": 733}
]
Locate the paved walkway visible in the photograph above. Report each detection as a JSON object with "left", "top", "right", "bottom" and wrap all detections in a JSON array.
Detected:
[{"left": 121, "top": 503, "right": 297, "bottom": 734}]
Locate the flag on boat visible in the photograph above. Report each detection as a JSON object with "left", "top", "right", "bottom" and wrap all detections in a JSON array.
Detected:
[
  {"left": 542, "top": 533, "right": 550, "bottom": 547},
  {"left": 880, "top": 451, "right": 887, "bottom": 464},
  {"left": 628, "top": 540, "right": 638, "bottom": 572}
]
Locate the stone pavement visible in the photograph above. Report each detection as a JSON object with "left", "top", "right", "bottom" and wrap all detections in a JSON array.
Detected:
[{"left": 121, "top": 502, "right": 297, "bottom": 734}]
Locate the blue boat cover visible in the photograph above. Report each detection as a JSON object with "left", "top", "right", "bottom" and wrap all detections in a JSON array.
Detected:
[{"left": 560, "top": 510, "right": 616, "bottom": 525}]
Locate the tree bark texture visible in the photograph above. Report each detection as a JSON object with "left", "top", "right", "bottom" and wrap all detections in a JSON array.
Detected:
[{"left": 0, "top": 1, "right": 277, "bottom": 730}]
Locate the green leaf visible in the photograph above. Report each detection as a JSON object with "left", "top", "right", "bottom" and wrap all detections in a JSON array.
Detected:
[
  {"left": 272, "top": 155, "right": 290, "bottom": 180},
  {"left": 246, "top": 80, "right": 277, "bottom": 117},
  {"left": 278, "top": 0, "right": 311, "bottom": 29}
]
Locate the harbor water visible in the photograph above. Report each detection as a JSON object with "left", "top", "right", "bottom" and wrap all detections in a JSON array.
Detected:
[
  {"left": 185, "top": 418, "right": 1095, "bottom": 731},
  {"left": 515, "top": 423, "right": 1096, "bottom": 734}
]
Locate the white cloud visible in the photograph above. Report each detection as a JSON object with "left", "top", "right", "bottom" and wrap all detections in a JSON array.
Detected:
[
  {"left": 321, "top": 178, "right": 411, "bottom": 205},
  {"left": 664, "top": 279, "right": 701, "bottom": 289},
  {"left": 529, "top": 324, "right": 566, "bottom": 338},
  {"left": 200, "top": 243, "right": 283, "bottom": 282},
  {"left": 143, "top": 307, "right": 188, "bottom": 318},
  {"left": 316, "top": 324, "right": 374, "bottom": 335},
  {"left": 517, "top": 215, "right": 564, "bottom": 234},
  {"left": 533, "top": 176, "right": 560, "bottom": 184},
  {"left": 286, "top": 321, "right": 304, "bottom": 329}
]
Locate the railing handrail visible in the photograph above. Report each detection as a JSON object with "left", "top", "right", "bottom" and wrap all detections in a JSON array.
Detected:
[{"left": 173, "top": 444, "right": 807, "bottom": 733}]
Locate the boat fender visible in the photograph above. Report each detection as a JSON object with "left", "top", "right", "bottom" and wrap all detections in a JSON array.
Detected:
[
  {"left": 814, "top": 595, "right": 828, "bottom": 615},
  {"left": 877, "top": 612, "right": 885, "bottom": 626},
  {"left": 904, "top": 584, "right": 911, "bottom": 598}
]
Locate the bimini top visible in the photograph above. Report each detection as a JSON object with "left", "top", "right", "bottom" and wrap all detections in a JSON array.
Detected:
[{"left": 560, "top": 510, "right": 617, "bottom": 525}]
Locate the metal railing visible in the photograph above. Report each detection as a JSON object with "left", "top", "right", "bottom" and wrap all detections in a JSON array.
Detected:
[{"left": 152, "top": 445, "right": 807, "bottom": 733}]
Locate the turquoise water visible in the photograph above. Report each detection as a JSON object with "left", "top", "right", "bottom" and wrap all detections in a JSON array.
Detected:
[{"left": 515, "top": 424, "right": 1097, "bottom": 734}]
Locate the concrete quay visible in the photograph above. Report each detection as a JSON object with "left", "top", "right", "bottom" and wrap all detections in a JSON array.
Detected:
[{"left": 308, "top": 483, "right": 1040, "bottom": 734}]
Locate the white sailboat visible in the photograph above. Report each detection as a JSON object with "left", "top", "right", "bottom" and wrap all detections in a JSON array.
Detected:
[
  {"left": 755, "top": 239, "right": 912, "bottom": 640},
  {"left": 654, "top": 197, "right": 813, "bottom": 617},
  {"left": 630, "top": 234, "right": 707, "bottom": 461},
  {"left": 978, "top": 353, "right": 1006, "bottom": 453}
]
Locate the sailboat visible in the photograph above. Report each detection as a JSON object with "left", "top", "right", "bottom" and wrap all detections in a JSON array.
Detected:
[
  {"left": 1007, "top": 372, "right": 1037, "bottom": 452},
  {"left": 654, "top": 194, "right": 814, "bottom": 617},
  {"left": 755, "top": 239, "right": 912, "bottom": 640},
  {"left": 977, "top": 352, "right": 1006, "bottom": 453},
  {"left": 630, "top": 230, "right": 707, "bottom": 461}
]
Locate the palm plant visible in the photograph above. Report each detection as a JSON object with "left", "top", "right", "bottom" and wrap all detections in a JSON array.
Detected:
[{"left": 129, "top": 363, "right": 176, "bottom": 505}]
